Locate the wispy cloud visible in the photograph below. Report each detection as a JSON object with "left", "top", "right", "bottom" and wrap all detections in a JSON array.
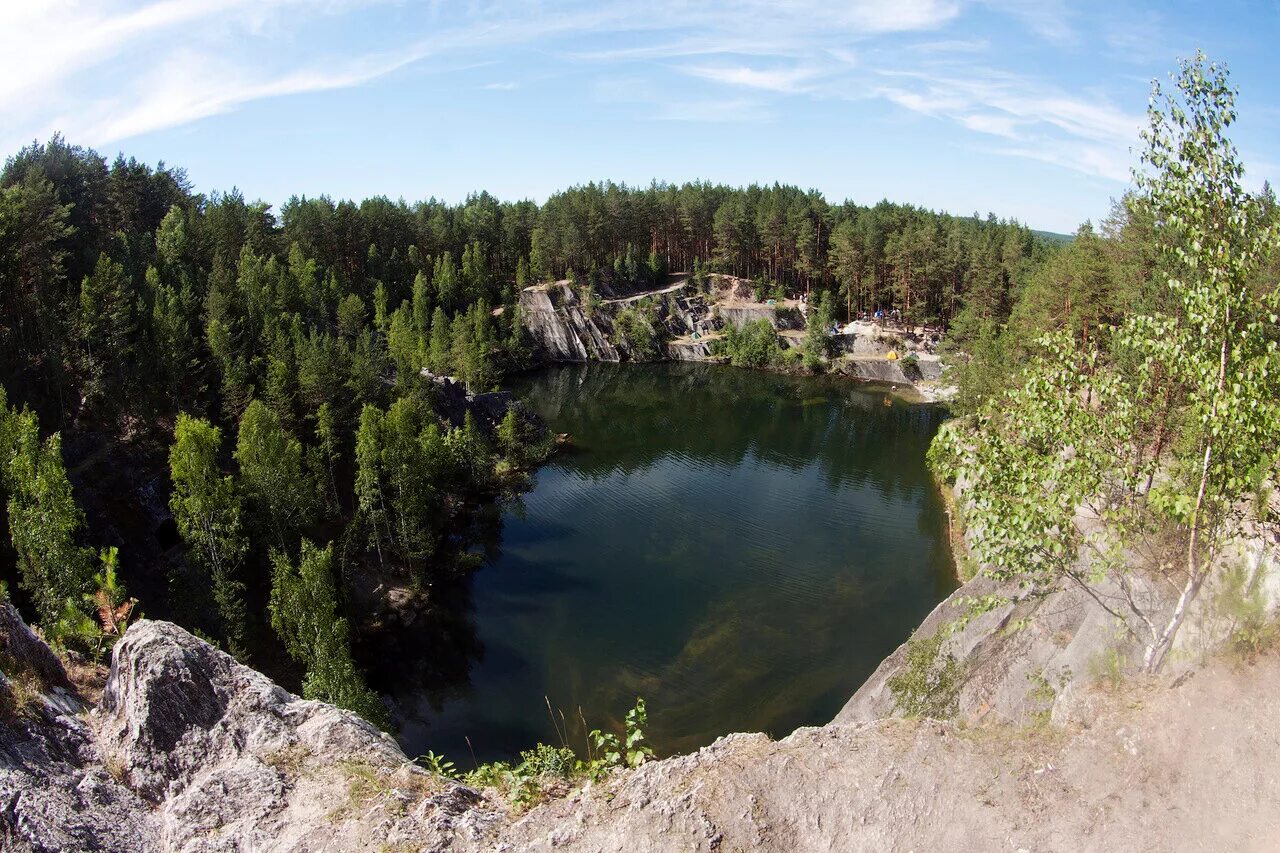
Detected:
[
  {"left": 976, "top": 0, "right": 1075, "bottom": 44},
  {"left": 1, "top": 0, "right": 1151, "bottom": 186},
  {"left": 681, "top": 64, "right": 819, "bottom": 93},
  {"left": 869, "top": 67, "right": 1142, "bottom": 181}
]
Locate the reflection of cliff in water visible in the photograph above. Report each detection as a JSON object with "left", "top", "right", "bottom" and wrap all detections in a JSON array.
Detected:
[{"left": 518, "top": 361, "right": 946, "bottom": 499}]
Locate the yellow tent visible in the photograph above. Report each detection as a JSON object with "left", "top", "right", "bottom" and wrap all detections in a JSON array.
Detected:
[{"left": 886, "top": 350, "right": 899, "bottom": 361}]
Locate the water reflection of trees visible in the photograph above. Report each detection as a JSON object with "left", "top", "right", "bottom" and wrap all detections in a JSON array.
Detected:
[
  {"left": 358, "top": 503, "right": 505, "bottom": 710},
  {"left": 517, "top": 363, "right": 947, "bottom": 503},
  {"left": 380, "top": 363, "right": 952, "bottom": 757}
]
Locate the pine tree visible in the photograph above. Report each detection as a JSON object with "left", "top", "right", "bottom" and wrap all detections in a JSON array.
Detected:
[
  {"left": 372, "top": 281, "right": 389, "bottom": 332},
  {"left": 411, "top": 271, "right": 431, "bottom": 339},
  {"left": 315, "top": 402, "right": 342, "bottom": 511},
  {"left": 78, "top": 252, "right": 136, "bottom": 416},
  {"left": 427, "top": 306, "right": 452, "bottom": 375},
  {"left": 353, "top": 404, "right": 389, "bottom": 563},
  {"left": 433, "top": 252, "right": 459, "bottom": 311},
  {"left": 337, "top": 293, "right": 367, "bottom": 339},
  {"left": 147, "top": 265, "right": 198, "bottom": 409},
  {"left": 386, "top": 303, "right": 419, "bottom": 389},
  {"left": 496, "top": 407, "right": 523, "bottom": 466},
  {"left": 461, "top": 240, "right": 489, "bottom": 304}
]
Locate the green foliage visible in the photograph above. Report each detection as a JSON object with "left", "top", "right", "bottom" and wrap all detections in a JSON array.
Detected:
[
  {"left": 235, "top": 400, "right": 314, "bottom": 549},
  {"left": 1215, "top": 559, "right": 1279, "bottom": 660},
  {"left": 441, "top": 697, "right": 657, "bottom": 809},
  {"left": 714, "top": 318, "right": 781, "bottom": 369},
  {"left": 415, "top": 750, "right": 457, "bottom": 778},
  {"left": 933, "top": 54, "right": 1280, "bottom": 672},
  {"left": 803, "top": 290, "right": 834, "bottom": 372},
  {"left": 269, "top": 539, "right": 388, "bottom": 727},
  {"left": 611, "top": 304, "right": 661, "bottom": 361},
  {"left": 589, "top": 697, "right": 655, "bottom": 770},
  {"left": 77, "top": 252, "right": 136, "bottom": 417},
  {"left": 169, "top": 414, "right": 249, "bottom": 658},
  {"left": 83, "top": 546, "right": 136, "bottom": 658},
  {"left": 427, "top": 306, "right": 452, "bottom": 375},
  {"left": 1, "top": 394, "right": 95, "bottom": 631},
  {"left": 519, "top": 743, "right": 578, "bottom": 779},
  {"left": 495, "top": 407, "right": 551, "bottom": 471},
  {"left": 337, "top": 293, "right": 367, "bottom": 339},
  {"left": 886, "top": 632, "right": 964, "bottom": 718}
]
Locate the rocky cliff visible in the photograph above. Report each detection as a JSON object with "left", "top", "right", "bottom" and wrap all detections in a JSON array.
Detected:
[
  {"left": 1, "top": 608, "right": 505, "bottom": 852},
  {"left": 5, "top": 579, "right": 1279, "bottom": 852},
  {"left": 2, "top": 442, "right": 1275, "bottom": 851},
  {"left": 517, "top": 276, "right": 948, "bottom": 398}
]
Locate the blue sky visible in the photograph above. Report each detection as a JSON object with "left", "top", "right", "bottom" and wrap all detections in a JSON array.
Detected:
[{"left": 3, "top": 1, "right": 1279, "bottom": 232}]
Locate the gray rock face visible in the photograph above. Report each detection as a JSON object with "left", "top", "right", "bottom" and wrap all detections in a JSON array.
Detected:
[
  {"left": 0, "top": 600, "right": 72, "bottom": 694},
  {"left": 519, "top": 284, "right": 622, "bottom": 361},
  {"left": 836, "top": 357, "right": 912, "bottom": 386},
  {"left": 93, "top": 620, "right": 505, "bottom": 851},
  {"left": 0, "top": 602, "right": 159, "bottom": 853},
  {"left": 667, "top": 338, "right": 715, "bottom": 360}
]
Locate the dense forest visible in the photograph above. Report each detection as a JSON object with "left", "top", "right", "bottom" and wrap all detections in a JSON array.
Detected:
[
  {"left": 0, "top": 130, "right": 1058, "bottom": 719},
  {"left": 9, "top": 51, "right": 1271, "bottom": 726}
]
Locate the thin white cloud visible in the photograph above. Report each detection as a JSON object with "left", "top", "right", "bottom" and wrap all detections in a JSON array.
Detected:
[
  {"left": 681, "top": 64, "right": 819, "bottom": 93},
  {"left": 0, "top": 0, "right": 1152, "bottom": 189},
  {"left": 55, "top": 48, "right": 419, "bottom": 145},
  {"left": 976, "top": 0, "right": 1075, "bottom": 44},
  {"left": 868, "top": 67, "right": 1142, "bottom": 181},
  {"left": 0, "top": 0, "right": 387, "bottom": 113}
]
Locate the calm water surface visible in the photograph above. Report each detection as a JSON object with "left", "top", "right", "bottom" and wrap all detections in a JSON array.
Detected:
[{"left": 388, "top": 362, "right": 954, "bottom": 762}]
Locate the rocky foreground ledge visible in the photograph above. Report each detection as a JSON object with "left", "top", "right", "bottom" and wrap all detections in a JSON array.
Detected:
[{"left": 3, "top": 589, "right": 1280, "bottom": 851}]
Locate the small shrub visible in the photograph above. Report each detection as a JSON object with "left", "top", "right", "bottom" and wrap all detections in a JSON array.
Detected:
[
  {"left": 1216, "top": 559, "right": 1279, "bottom": 661},
  {"left": 713, "top": 318, "right": 781, "bottom": 368},
  {"left": 1088, "top": 646, "right": 1128, "bottom": 690},
  {"left": 519, "top": 743, "right": 577, "bottom": 779},
  {"left": 590, "top": 697, "right": 655, "bottom": 769},
  {"left": 612, "top": 306, "right": 660, "bottom": 360},
  {"left": 887, "top": 632, "right": 964, "bottom": 718},
  {"left": 462, "top": 760, "right": 511, "bottom": 790},
  {"left": 415, "top": 750, "right": 458, "bottom": 779}
]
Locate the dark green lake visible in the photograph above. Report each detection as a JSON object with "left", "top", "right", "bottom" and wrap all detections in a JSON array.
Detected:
[{"left": 389, "top": 362, "right": 955, "bottom": 763}]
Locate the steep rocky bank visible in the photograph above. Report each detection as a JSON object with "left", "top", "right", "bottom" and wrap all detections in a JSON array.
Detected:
[
  {"left": 5, "top": 574, "right": 1279, "bottom": 851},
  {"left": 3, "top": 399, "right": 1276, "bottom": 851},
  {"left": 518, "top": 275, "right": 954, "bottom": 399},
  {"left": 4, "top": 497, "right": 1276, "bottom": 852}
]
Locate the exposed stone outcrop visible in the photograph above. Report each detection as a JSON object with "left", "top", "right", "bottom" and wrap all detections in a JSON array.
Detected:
[
  {"left": 3, "top": 555, "right": 1279, "bottom": 851},
  {"left": 0, "top": 602, "right": 159, "bottom": 853},
  {"left": 518, "top": 276, "right": 955, "bottom": 399},
  {"left": 501, "top": 654, "right": 1280, "bottom": 851},
  {"left": 93, "top": 620, "right": 505, "bottom": 851},
  {"left": 840, "top": 472, "right": 1280, "bottom": 728},
  {"left": 420, "top": 370, "right": 533, "bottom": 432},
  {"left": 518, "top": 284, "right": 622, "bottom": 361}
]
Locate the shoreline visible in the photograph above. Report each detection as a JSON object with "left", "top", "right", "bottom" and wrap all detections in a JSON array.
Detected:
[{"left": 520, "top": 353, "right": 957, "bottom": 405}]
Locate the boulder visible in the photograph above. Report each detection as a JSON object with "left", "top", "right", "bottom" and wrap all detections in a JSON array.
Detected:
[
  {"left": 0, "top": 602, "right": 158, "bottom": 852},
  {"left": 94, "top": 620, "right": 504, "bottom": 851}
]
